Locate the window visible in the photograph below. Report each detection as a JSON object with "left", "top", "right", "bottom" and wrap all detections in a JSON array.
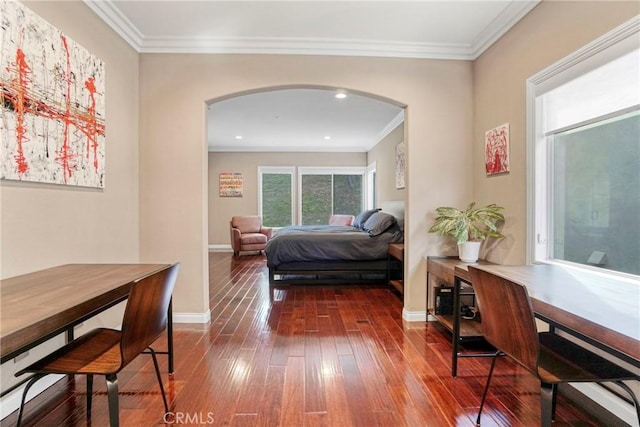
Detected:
[
  {"left": 528, "top": 21, "right": 639, "bottom": 277},
  {"left": 259, "top": 166, "right": 367, "bottom": 227},
  {"left": 366, "top": 162, "right": 377, "bottom": 210},
  {"left": 299, "top": 167, "right": 365, "bottom": 225},
  {"left": 258, "top": 167, "right": 294, "bottom": 227}
]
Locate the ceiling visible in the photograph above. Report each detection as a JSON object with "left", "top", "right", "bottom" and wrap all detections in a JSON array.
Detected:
[
  {"left": 207, "top": 89, "right": 404, "bottom": 152},
  {"left": 85, "top": 1, "right": 540, "bottom": 152}
]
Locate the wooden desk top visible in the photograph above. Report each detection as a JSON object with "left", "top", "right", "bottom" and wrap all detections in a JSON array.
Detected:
[
  {"left": 1, "top": 263, "right": 171, "bottom": 359},
  {"left": 427, "top": 256, "right": 493, "bottom": 283},
  {"left": 469, "top": 264, "right": 640, "bottom": 363}
]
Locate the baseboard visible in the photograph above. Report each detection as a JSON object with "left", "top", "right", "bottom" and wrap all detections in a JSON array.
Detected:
[
  {"left": 208, "top": 244, "right": 231, "bottom": 251},
  {"left": 402, "top": 308, "right": 427, "bottom": 322},
  {"left": 173, "top": 311, "right": 211, "bottom": 324},
  {"left": 0, "top": 374, "right": 64, "bottom": 420},
  {"left": 563, "top": 383, "right": 638, "bottom": 427}
]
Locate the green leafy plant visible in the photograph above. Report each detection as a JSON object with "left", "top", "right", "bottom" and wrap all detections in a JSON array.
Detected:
[{"left": 428, "top": 202, "right": 505, "bottom": 244}]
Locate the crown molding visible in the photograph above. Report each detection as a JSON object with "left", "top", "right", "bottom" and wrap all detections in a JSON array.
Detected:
[
  {"left": 139, "top": 36, "right": 474, "bottom": 60},
  {"left": 84, "top": 0, "right": 539, "bottom": 60},
  {"left": 365, "top": 110, "right": 405, "bottom": 151},
  {"left": 470, "top": 0, "right": 541, "bottom": 58},
  {"left": 83, "top": 0, "right": 143, "bottom": 49}
]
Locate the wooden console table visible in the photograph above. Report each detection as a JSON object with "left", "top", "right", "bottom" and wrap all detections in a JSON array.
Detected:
[{"left": 427, "top": 257, "right": 495, "bottom": 376}]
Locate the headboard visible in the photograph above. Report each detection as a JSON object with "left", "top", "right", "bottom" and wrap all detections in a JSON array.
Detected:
[{"left": 380, "top": 200, "right": 405, "bottom": 232}]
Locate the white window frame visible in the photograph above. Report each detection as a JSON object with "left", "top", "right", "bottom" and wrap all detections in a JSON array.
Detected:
[
  {"left": 258, "top": 166, "right": 295, "bottom": 227},
  {"left": 366, "top": 161, "right": 377, "bottom": 210},
  {"left": 526, "top": 16, "right": 639, "bottom": 279},
  {"left": 297, "top": 166, "right": 366, "bottom": 223}
]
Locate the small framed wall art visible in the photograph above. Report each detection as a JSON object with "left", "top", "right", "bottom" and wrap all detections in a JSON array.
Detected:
[
  {"left": 219, "top": 172, "right": 243, "bottom": 197},
  {"left": 484, "top": 123, "right": 510, "bottom": 176}
]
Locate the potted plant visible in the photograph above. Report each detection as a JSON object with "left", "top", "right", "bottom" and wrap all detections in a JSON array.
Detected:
[{"left": 428, "top": 202, "right": 505, "bottom": 262}]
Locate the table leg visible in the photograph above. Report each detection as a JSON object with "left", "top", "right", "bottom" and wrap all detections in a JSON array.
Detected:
[
  {"left": 451, "top": 276, "right": 461, "bottom": 377},
  {"left": 168, "top": 298, "right": 174, "bottom": 375}
]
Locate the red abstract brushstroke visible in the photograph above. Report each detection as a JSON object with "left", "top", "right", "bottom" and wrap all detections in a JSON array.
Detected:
[
  {"left": 55, "top": 34, "right": 74, "bottom": 182},
  {"left": 3, "top": 29, "right": 32, "bottom": 175},
  {"left": 0, "top": 32, "right": 105, "bottom": 182},
  {"left": 84, "top": 76, "right": 99, "bottom": 171}
]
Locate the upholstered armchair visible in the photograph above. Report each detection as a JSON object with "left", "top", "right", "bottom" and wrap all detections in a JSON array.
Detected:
[{"left": 230, "top": 216, "right": 273, "bottom": 256}]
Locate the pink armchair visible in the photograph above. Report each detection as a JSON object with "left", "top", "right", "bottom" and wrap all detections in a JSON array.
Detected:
[
  {"left": 329, "top": 214, "right": 355, "bottom": 226},
  {"left": 230, "top": 216, "right": 273, "bottom": 256}
]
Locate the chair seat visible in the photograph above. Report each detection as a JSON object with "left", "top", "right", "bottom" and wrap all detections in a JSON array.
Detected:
[
  {"left": 18, "top": 329, "right": 122, "bottom": 376},
  {"left": 240, "top": 233, "right": 268, "bottom": 245},
  {"left": 538, "top": 332, "right": 637, "bottom": 384}
]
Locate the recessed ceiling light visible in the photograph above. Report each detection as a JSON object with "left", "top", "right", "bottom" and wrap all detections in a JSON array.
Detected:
[
  {"left": 235, "top": 135, "right": 243, "bottom": 140},
  {"left": 324, "top": 135, "right": 331, "bottom": 140},
  {"left": 335, "top": 91, "right": 347, "bottom": 99}
]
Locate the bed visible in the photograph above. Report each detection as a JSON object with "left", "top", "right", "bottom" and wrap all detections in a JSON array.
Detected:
[{"left": 265, "top": 202, "right": 404, "bottom": 285}]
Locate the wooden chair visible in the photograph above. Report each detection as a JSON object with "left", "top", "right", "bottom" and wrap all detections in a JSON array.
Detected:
[
  {"left": 230, "top": 216, "right": 272, "bottom": 256},
  {"left": 15, "top": 263, "right": 180, "bottom": 427},
  {"left": 468, "top": 266, "right": 640, "bottom": 427}
]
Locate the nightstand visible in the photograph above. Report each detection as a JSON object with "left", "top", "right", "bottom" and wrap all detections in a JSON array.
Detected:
[{"left": 387, "top": 243, "right": 404, "bottom": 294}]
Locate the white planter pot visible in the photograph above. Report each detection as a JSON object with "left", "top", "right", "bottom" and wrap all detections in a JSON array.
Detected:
[{"left": 458, "top": 241, "right": 481, "bottom": 263}]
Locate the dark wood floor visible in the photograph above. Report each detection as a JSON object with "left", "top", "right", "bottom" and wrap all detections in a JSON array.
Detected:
[{"left": 6, "top": 252, "right": 606, "bottom": 426}]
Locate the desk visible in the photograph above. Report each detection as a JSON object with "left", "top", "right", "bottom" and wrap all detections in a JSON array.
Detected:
[
  {"left": 0, "top": 264, "right": 175, "bottom": 376},
  {"left": 427, "top": 257, "right": 640, "bottom": 376},
  {"left": 473, "top": 264, "right": 640, "bottom": 364}
]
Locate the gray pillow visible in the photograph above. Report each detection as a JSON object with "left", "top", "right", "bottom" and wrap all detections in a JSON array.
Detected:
[
  {"left": 353, "top": 208, "right": 380, "bottom": 229},
  {"left": 363, "top": 212, "right": 397, "bottom": 236}
]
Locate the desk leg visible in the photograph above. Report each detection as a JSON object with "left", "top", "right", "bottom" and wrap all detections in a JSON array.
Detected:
[
  {"left": 168, "top": 298, "right": 174, "bottom": 375},
  {"left": 451, "top": 276, "right": 461, "bottom": 377}
]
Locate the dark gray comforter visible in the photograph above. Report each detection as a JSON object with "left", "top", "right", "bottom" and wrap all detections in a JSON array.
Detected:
[{"left": 265, "top": 224, "right": 403, "bottom": 267}]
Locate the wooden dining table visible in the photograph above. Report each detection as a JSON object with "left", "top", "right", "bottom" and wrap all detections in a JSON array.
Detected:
[{"left": 0, "top": 264, "right": 176, "bottom": 382}]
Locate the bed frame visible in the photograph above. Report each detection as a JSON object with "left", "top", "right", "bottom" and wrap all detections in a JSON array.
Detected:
[{"left": 268, "top": 259, "right": 392, "bottom": 285}]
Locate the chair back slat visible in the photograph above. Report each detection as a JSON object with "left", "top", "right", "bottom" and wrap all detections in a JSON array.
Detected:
[
  {"left": 120, "top": 263, "right": 180, "bottom": 366},
  {"left": 469, "top": 266, "right": 539, "bottom": 374}
]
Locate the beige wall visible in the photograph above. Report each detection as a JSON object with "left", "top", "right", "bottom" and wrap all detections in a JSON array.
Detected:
[
  {"left": 208, "top": 151, "right": 366, "bottom": 245},
  {"left": 472, "top": 1, "right": 639, "bottom": 265},
  {"left": 0, "top": 0, "right": 139, "bottom": 392},
  {"left": 0, "top": 2, "right": 139, "bottom": 284},
  {"left": 367, "top": 122, "right": 406, "bottom": 205},
  {"left": 140, "top": 55, "right": 474, "bottom": 316},
  {"left": 2, "top": 1, "right": 635, "bottom": 324}
]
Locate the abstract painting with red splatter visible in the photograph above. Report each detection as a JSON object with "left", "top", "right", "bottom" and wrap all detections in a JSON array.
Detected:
[
  {"left": 484, "top": 123, "right": 509, "bottom": 176},
  {"left": 1, "top": 1, "right": 105, "bottom": 188}
]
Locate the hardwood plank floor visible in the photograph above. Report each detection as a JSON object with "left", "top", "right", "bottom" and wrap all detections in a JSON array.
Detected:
[{"left": 4, "top": 252, "right": 609, "bottom": 426}]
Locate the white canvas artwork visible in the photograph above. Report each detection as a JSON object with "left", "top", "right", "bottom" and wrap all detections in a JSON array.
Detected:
[
  {"left": 0, "top": 1, "right": 106, "bottom": 188},
  {"left": 395, "top": 142, "right": 405, "bottom": 189}
]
